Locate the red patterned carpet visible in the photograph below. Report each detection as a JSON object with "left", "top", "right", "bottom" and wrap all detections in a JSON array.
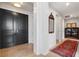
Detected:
[{"left": 51, "top": 40, "right": 78, "bottom": 57}]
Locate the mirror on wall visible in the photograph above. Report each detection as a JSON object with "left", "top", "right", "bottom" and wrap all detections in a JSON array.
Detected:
[{"left": 49, "top": 13, "right": 54, "bottom": 33}]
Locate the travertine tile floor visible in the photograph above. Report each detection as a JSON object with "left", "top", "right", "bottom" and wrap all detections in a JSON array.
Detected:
[
  {"left": 75, "top": 43, "right": 79, "bottom": 57},
  {"left": 0, "top": 44, "right": 35, "bottom": 57},
  {"left": 0, "top": 43, "right": 61, "bottom": 57},
  {"left": 0, "top": 40, "right": 79, "bottom": 57}
]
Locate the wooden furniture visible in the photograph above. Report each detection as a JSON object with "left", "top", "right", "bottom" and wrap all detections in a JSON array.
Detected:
[
  {"left": 65, "top": 27, "right": 79, "bottom": 39},
  {"left": 0, "top": 8, "right": 28, "bottom": 48}
]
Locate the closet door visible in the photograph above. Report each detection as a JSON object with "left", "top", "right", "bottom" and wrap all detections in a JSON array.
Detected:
[
  {"left": 0, "top": 8, "right": 28, "bottom": 48},
  {"left": 0, "top": 11, "right": 2, "bottom": 48},
  {"left": 0, "top": 26, "right": 1, "bottom": 48},
  {"left": 0, "top": 9, "right": 14, "bottom": 48},
  {"left": 14, "top": 13, "right": 28, "bottom": 45}
]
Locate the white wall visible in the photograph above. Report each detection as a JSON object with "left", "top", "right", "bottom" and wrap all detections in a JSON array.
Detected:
[
  {"left": 48, "top": 8, "right": 63, "bottom": 49},
  {"left": 28, "top": 14, "right": 33, "bottom": 43},
  {"left": 56, "top": 15, "right": 64, "bottom": 41},
  {"left": 34, "top": 2, "right": 49, "bottom": 55},
  {"left": 48, "top": 8, "right": 56, "bottom": 49},
  {"left": 62, "top": 18, "right": 65, "bottom": 39},
  {"left": 0, "top": 3, "right": 33, "bottom": 44}
]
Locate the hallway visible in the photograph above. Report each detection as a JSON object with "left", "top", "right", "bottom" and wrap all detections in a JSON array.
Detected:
[
  {"left": 0, "top": 39, "right": 79, "bottom": 57},
  {"left": 0, "top": 2, "right": 79, "bottom": 57}
]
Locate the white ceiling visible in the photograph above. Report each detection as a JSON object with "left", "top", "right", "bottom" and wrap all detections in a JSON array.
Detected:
[
  {"left": 1, "top": 2, "right": 79, "bottom": 18},
  {"left": 0, "top": 2, "right": 33, "bottom": 12},
  {"left": 49, "top": 2, "right": 79, "bottom": 18}
]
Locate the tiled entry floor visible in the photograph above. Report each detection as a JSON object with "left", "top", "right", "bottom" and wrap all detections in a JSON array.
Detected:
[
  {"left": 0, "top": 44, "right": 35, "bottom": 57},
  {"left": 75, "top": 43, "right": 79, "bottom": 57},
  {"left": 0, "top": 40, "right": 79, "bottom": 57}
]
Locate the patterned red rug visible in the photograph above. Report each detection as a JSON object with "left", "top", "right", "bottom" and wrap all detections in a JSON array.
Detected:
[{"left": 51, "top": 40, "right": 78, "bottom": 57}]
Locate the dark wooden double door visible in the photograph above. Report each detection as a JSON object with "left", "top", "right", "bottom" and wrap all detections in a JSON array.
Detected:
[{"left": 0, "top": 8, "right": 28, "bottom": 48}]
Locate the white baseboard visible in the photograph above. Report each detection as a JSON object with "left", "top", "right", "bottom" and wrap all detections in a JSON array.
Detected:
[{"left": 42, "top": 50, "right": 49, "bottom": 55}]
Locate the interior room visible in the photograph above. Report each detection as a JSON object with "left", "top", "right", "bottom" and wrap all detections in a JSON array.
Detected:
[{"left": 0, "top": 2, "right": 79, "bottom": 57}]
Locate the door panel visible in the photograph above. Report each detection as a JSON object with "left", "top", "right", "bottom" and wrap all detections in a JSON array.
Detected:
[
  {"left": 14, "top": 13, "right": 28, "bottom": 45},
  {"left": 0, "top": 9, "right": 14, "bottom": 48},
  {"left": 0, "top": 24, "right": 2, "bottom": 48},
  {"left": 0, "top": 8, "right": 28, "bottom": 48},
  {"left": 0, "top": 13, "right": 1, "bottom": 48}
]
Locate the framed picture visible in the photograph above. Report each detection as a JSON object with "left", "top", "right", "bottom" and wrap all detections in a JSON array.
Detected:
[
  {"left": 71, "top": 23, "right": 77, "bottom": 27},
  {"left": 66, "top": 23, "right": 72, "bottom": 28},
  {"left": 66, "top": 23, "right": 77, "bottom": 28}
]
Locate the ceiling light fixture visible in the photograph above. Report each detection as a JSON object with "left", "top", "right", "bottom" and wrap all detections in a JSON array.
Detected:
[
  {"left": 66, "top": 2, "right": 70, "bottom": 6},
  {"left": 14, "top": 3, "right": 21, "bottom": 7},
  {"left": 70, "top": 15, "right": 73, "bottom": 17},
  {"left": 13, "top": 2, "right": 23, "bottom": 7}
]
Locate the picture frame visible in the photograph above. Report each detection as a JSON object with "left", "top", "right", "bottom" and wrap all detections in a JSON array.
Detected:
[
  {"left": 71, "top": 23, "right": 77, "bottom": 27},
  {"left": 66, "top": 23, "right": 77, "bottom": 28},
  {"left": 66, "top": 23, "right": 72, "bottom": 28}
]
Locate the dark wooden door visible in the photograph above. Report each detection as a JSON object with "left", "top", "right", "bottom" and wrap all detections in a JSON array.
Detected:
[
  {"left": 0, "top": 9, "right": 14, "bottom": 48},
  {"left": 13, "top": 13, "right": 28, "bottom": 45},
  {"left": 0, "top": 8, "right": 28, "bottom": 48},
  {"left": 0, "top": 11, "right": 2, "bottom": 48}
]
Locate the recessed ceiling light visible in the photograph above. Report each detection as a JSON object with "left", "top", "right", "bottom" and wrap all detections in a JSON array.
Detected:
[
  {"left": 66, "top": 2, "right": 70, "bottom": 6},
  {"left": 14, "top": 3, "right": 21, "bottom": 7},
  {"left": 12, "top": 2, "right": 23, "bottom": 7}
]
